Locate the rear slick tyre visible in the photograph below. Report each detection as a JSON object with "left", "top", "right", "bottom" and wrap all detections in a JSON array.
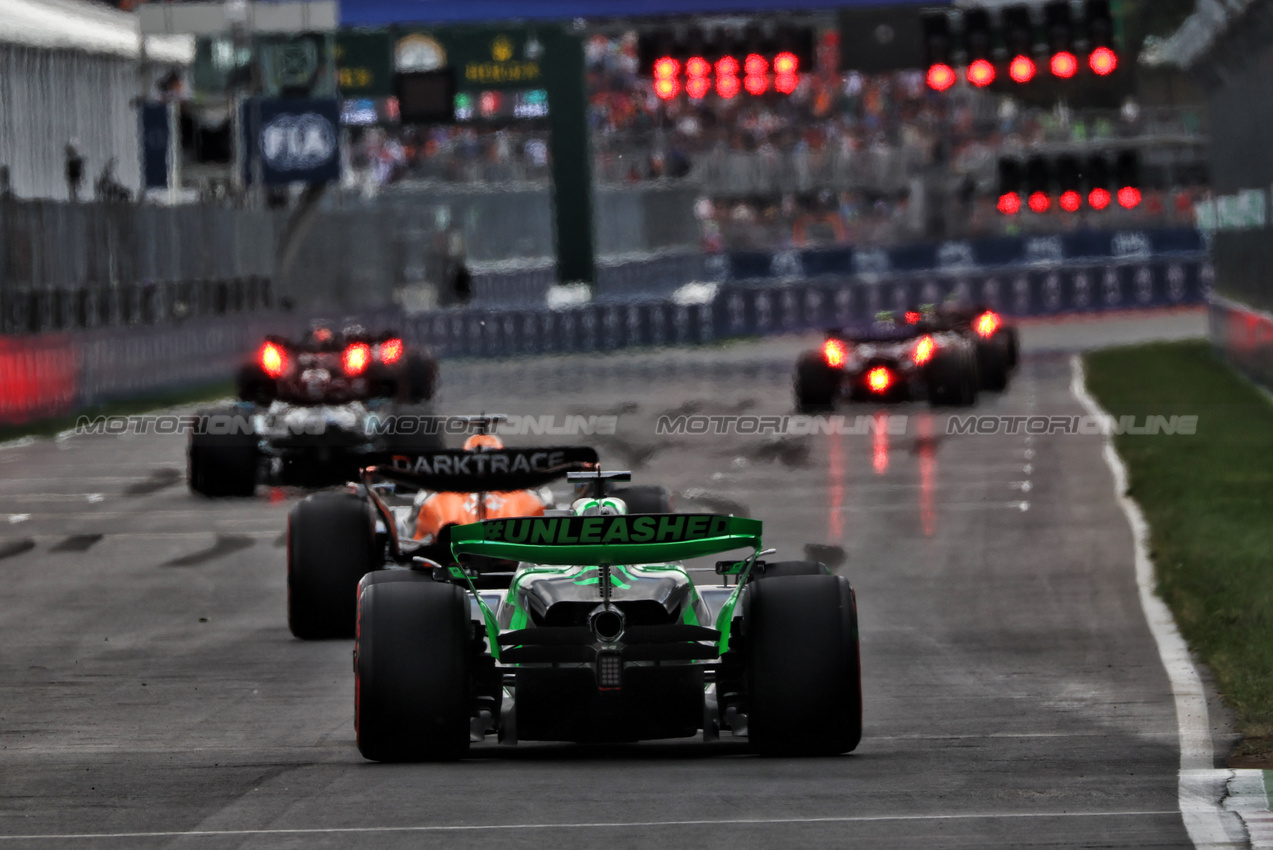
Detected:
[
  {"left": 795, "top": 351, "right": 837, "bottom": 413},
  {"left": 287, "top": 493, "right": 379, "bottom": 639},
  {"left": 745, "top": 574, "right": 862, "bottom": 756},
  {"left": 356, "top": 579, "right": 472, "bottom": 762}
]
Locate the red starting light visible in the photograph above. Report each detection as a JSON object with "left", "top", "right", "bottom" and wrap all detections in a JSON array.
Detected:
[
  {"left": 1009, "top": 55, "right": 1036, "bottom": 84},
  {"left": 914, "top": 335, "right": 936, "bottom": 366},
  {"left": 744, "top": 53, "right": 768, "bottom": 76},
  {"left": 715, "top": 56, "right": 740, "bottom": 77},
  {"left": 1028, "top": 191, "right": 1051, "bottom": 213},
  {"left": 686, "top": 76, "right": 710, "bottom": 99},
  {"left": 1050, "top": 51, "right": 1078, "bottom": 79},
  {"left": 744, "top": 74, "right": 768, "bottom": 96},
  {"left": 866, "top": 366, "right": 893, "bottom": 394},
  {"left": 967, "top": 59, "right": 996, "bottom": 88},
  {"left": 379, "top": 338, "right": 404, "bottom": 365},
  {"left": 823, "top": 338, "right": 849, "bottom": 368},
  {"left": 998, "top": 192, "right": 1023, "bottom": 215},
  {"left": 259, "top": 341, "right": 288, "bottom": 379},
  {"left": 773, "top": 52, "right": 798, "bottom": 75},
  {"left": 1059, "top": 190, "right": 1082, "bottom": 213},
  {"left": 653, "top": 57, "right": 679, "bottom": 79},
  {"left": 685, "top": 56, "right": 710, "bottom": 78},
  {"left": 974, "top": 311, "right": 1002, "bottom": 338},
  {"left": 927, "top": 63, "right": 957, "bottom": 92},
  {"left": 654, "top": 77, "right": 680, "bottom": 100},
  {"left": 774, "top": 72, "right": 798, "bottom": 94},
  {"left": 1089, "top": 47, "right": 1118, "bottom": 76},
  {"left": 343, "top": 342, "right": 371, "bottom": 376},
  {"left": 716, "top": 74, "right": 740, "bottom": 99},
  {"left": 1089, "top": 188, "right": 1112, "bottom": 210},
  {"left": 1118, "top": 186, "right": 1142, "bottom": 209}
]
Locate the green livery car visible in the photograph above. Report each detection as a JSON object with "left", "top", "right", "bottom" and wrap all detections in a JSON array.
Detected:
[{"left": 353, "top": 497, "right": 863, "bottom": 761}]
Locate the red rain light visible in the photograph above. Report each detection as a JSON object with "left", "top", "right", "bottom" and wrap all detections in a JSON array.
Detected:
[
  {"left": 1051, "top": 51, "right": 1078, "bottom": 79},
  {"left": 927, "top": 63, "right": 957, "bottom": 92},
  {"left": 1088, "top": 188, "right": 1112, "bottom": 210},
  {"left": 685, "top": 56, "right": 710, "bottom": 78},
  {"left": 716, "top": 74, "right": 740, "bottom": 99},
  {"left": 1059, "top": 190, "right": 1082, "bottom": 212},
  {"left": 1028, "top": 191, "right": 1051, "bottom": 213},
  {"left": 343, "top": 342, "right": 371, "bottom": 376},
  {"left": 998, "top": 192, "right": 1022, "bottom": 215},
  {"left": 914, "top": 335, "right": 936, "bottom": 366},
  {"left": 974, "top": 311, "right": 1002, "bottom": 338},
  {"left": 744, "top": 74, "right": 768, "bottom": 96},
  {"left": 823, "top": 338, "right": 848, "bottom": 368},
  {"left": 715, "top": 56, "right": 740, "bottom": 77},
  {"left": 654, "top": 77, "right": 679, "bottom": 100},
  {"left": 653, "top": 57, "right": 679, "bottom": 79},
  {"left": 379, "top": 338, "right": 403, "bottom": 364},
  {"left": 967, "top": 59, "right": 996, "bottom": 88},
  {"left": 1009, "top": 55, "right": 1037, "bottom": 83},
  {"left": 774, "top": 72, "right": 798, "bottom": 94},
  {"left": 866, "top": 366, "right": 893, "bottom": 394},
  {"left": 1118, "top": 186, "right": 1142, "bottom": 209},
  {"left": 1089, "top": 47, "right": 1118, "bottom": 76},
  {"left": 773, "top": 52, "right": 798, "bottom": 75},
  {"left": 905, "top": 311, "right": 922, "bottom": 325},
  {"left": 686, "top": 76, "right": 710, "bottom": 99},
  {"left": 259, "top": 341, "right": 287, "bottom": 379},
  {"left": 744, "top": 53, "right": 768, "bottom": 76}
]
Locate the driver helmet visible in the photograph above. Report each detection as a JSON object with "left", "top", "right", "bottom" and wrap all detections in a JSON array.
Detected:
[
  {"left": 463, "top": 433, "right": 504, "bottom": 452},
  {"left": 571, "top": 497, "right": 627, "bottom": 517}
]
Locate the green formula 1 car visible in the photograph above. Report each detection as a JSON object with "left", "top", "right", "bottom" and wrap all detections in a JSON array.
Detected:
[{"left": 353, "top": 481, "right": 862, "bottom": 761}]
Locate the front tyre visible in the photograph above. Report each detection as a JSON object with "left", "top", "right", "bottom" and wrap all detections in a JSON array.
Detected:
[
  {"left": 356, "top": 579, "right": 472, "bottom": 762},
  {"left": 744, "top": 574, "right": 862, "bottom": 756},
  {"left": 287, "top": 493, "right": 379, "bottom": 639}
]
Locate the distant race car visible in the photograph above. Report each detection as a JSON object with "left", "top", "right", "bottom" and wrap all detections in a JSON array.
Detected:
[
  {"left": 351, "top": 480, "right": 863, "bottom": 761},
  {"left": 186, "top": 323, "right": 440, "bottom": 497},
  {"left": 284, "top": 423, "right": 675, "bottom": 639},
  {"left": 794, "top": 314, "right": 979, "bottom": 411},
  {"left": 925, "top": 305, "right": 1019, "bottom": 392}
]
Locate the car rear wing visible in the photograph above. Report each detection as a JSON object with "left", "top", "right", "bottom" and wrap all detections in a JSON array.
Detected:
[
  {"left": 368, "top": 446, "right": 600, "bottom": 493},
  {"left": 449, "top": 513, "right": 763, "bottom": 566}
]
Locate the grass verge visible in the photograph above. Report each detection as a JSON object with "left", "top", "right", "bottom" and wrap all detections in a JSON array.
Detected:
[
  {"left": 1085, "top": 341, "right": 1273, "bottom": 765},
  {"left": 0, "top": 381, "right": 235, "bottom": 444}
]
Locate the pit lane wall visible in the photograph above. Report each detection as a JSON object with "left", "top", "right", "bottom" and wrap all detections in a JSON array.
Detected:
[{"left": 0, "top": 249, "right": 1210, "bottom": 427}]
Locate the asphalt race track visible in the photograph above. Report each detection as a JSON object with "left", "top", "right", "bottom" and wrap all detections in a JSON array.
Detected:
[{"left": 0, "top": 309, "right": 1239, "bottom": 849}]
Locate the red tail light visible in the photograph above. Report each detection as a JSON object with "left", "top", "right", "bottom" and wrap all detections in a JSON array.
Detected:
[
  {"left": 974, "top": 311, "right": 1002, "bottom": 338},
  {"left": 914, "top": 335, "right": 936, "bottom": 366},
  {"left": 823, "top": 339, "right": 848, "bottom": 368},
  {"left": 259, "top": 341, "right": 288, "bottom": 379},
  {"left": 379, "top": 338, "right": 404, "bottom": 364},
  {"left": 343, "top": 342, "right": 371, "bottom": 375},
  {"left": 866, "top": 367, "right": 893, "bottom": 394}
]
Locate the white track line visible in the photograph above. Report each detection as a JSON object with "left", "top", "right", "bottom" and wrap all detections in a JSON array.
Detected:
[
  {"left": 0, "top": 809, "right": 1184, "bottom": 841},
  {"left": 1070, "top": 354, "right": 1237, "bottom": 849}
]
